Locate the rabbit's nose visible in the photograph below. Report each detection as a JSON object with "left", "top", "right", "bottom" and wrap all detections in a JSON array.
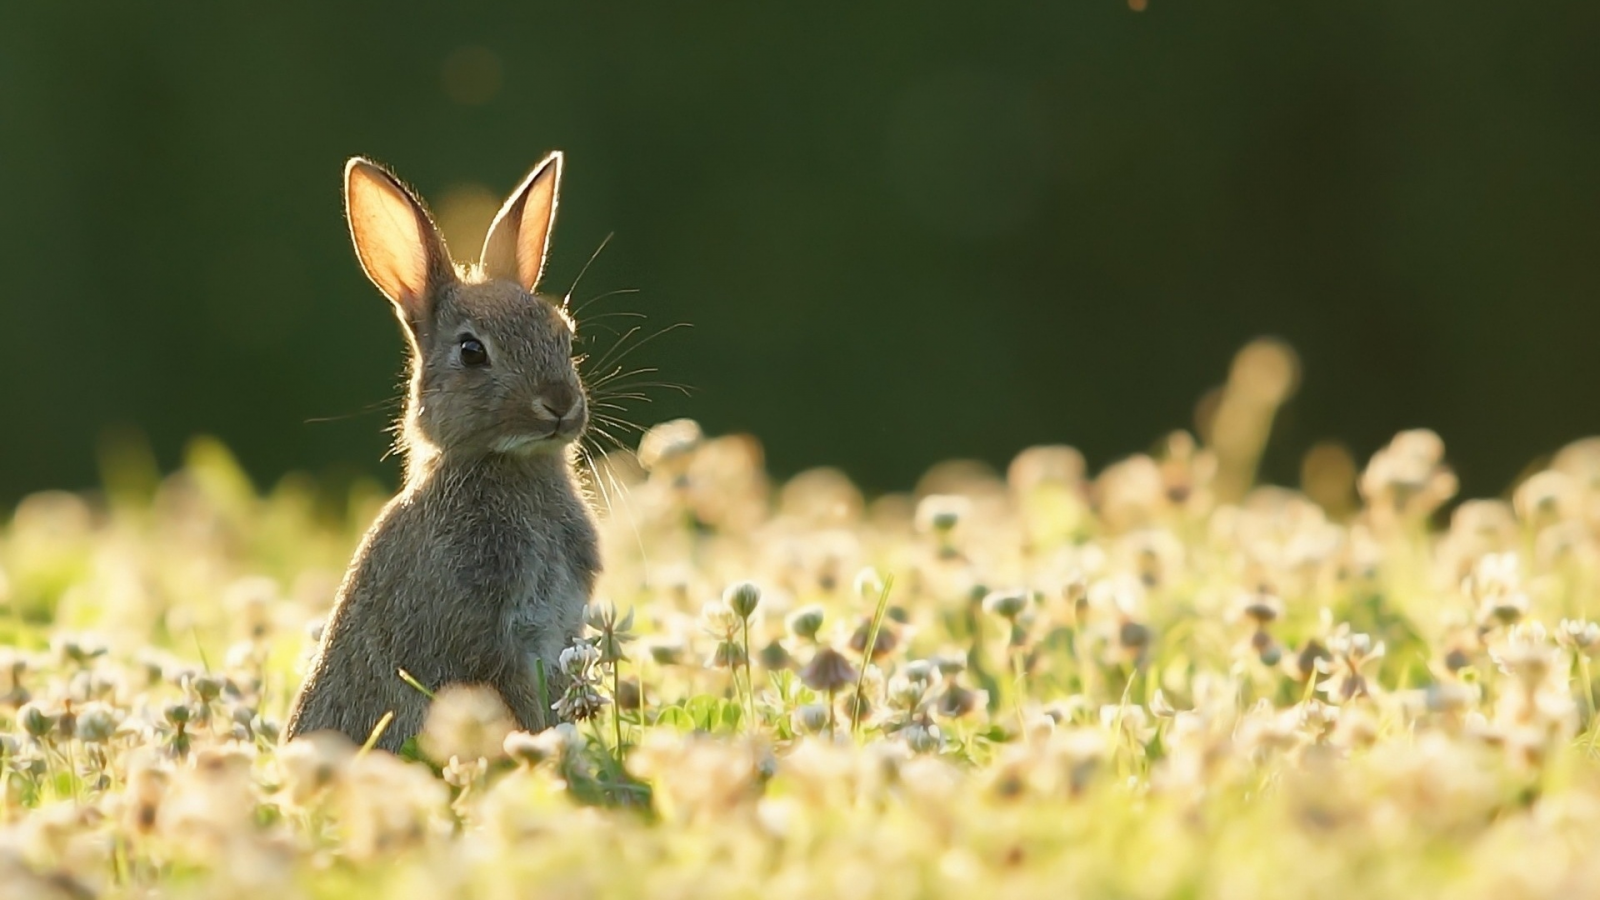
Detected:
[{"left": 537, "top": 383, "right": 580, "bottom": 420}]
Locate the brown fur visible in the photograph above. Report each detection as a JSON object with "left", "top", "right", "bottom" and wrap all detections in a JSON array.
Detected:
[{"left": 284, "top": 154, "right": 600, "bottom": 753}]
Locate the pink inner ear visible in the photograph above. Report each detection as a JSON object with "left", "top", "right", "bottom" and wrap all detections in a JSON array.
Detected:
[
  {"left": 346, "top": 162, "right": 438, "bottom": 317},
  {"left": 514, "top": 166, "right": 558, "bottom": 292},
  {"left": 482, "top": 153, "right": 562, "bottom": 293}
]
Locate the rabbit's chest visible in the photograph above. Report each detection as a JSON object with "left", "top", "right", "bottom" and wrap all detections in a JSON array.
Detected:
[
  {"left": 502, "top": 538, "right": 590, "bottom": 673},
  {"left": 423, "top": 468, "right": 599, "bottom": 679}
]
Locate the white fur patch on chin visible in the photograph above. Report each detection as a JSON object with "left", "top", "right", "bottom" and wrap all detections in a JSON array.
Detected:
[{"left": 493, "top": 434, "right": 558, "bottom": 456}]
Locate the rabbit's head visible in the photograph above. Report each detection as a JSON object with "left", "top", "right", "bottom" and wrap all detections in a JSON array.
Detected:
[{"left": 343, "top": 154, "right": 587, "bottom": 461}]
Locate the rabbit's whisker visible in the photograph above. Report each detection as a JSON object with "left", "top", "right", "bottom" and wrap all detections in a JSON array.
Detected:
[
  {"left": 592, "top": 413, "right": 645, "bottom": 435},
  {"left": 587, "top": 373, "right": 694, "bottom": 401},
  {"left": 576, "top": 322, "right": 639, "bottom": 341},
  {"left": 584, "top": 364, "right": 693, "bottom": 398},
  {"left": 578, "top": 311, "right": 648, "bottom": 326},
  {"left": 597, "top": 380, "right": 692, "bottom": 396},
  {"left": 303, "top": 393, "right": 407, "bottom": 425},
  {"left": 584, "top": 325, "right": 644, "bottom": 374},
  {"left": 572, "top": 287, "right": 643, "bottom": 319},
  {"left": 589, "top": 322, "right": 692, "bottom": 377},
  {"left": 586, "top": 425, "right": 633, "bottom": 454},
  {"left": 578, "top": 442, "right": 650, "bottom": 570},
  {"left": 562, "top": 232, "right": 615, "bottom": 311},
  {"left": 585, "top": 364, "right": 658, "bottom": 388}
]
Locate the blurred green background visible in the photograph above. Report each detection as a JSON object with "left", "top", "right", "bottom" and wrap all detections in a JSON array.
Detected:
[{"left": 2, "top": 2, "right": 1598, "bottom": 506}]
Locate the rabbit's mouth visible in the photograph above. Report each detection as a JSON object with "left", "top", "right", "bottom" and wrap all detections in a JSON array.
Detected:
[{"left": 492, "top": 424, "right": 581, "bottom": 456}]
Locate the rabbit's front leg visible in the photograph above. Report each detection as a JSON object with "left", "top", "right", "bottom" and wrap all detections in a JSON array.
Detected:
[
  {"left": 497, "top": 663, "right": 567, "bottom": 734},
  {"left": 502, "top": 603, "right": 578, "bottom": 732}
]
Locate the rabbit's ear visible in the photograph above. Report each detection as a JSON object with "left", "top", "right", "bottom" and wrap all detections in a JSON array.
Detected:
[
  {"left": 344, "top": 158, "right": 450, "bottom": 327},
  {"left": 480, "top": 152, "right": 562, "bottom": 293}
]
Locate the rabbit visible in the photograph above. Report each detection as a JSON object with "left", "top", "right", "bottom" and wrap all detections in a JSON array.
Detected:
[{"left": 283, "top": 152, "right": 601, "bottom": 754}]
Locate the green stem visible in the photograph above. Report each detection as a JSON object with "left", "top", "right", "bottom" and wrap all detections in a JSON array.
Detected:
[
  {"left": 743, "top": 619, "right": 757, "bottom": 734},
  {"left": 1010, "top": 649, "right": 1028, "bottom": 740},
  {"left": 1581, "top": 654, "right": 1598, "bottom": 756},
  {"left": 67, "top": 741, "right": 80, "bottom": 805},
  {"left": 112, "top": 832, "right": 131, "bottom": 888},
  {"left": 533, "top": 660, "right": 550, "bottom": 728},
  {"left": 612, "top": 661, "right": 624, "bottom": 760}
]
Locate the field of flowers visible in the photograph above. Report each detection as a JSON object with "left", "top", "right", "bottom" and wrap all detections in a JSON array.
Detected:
[{"left": 5, "top": 338, "right": 1600, "bottom": 899}]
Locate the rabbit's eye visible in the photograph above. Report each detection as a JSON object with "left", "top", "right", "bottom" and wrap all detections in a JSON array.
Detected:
[{"left": 459, "top": 337, "right": 489, "bottom": 367}]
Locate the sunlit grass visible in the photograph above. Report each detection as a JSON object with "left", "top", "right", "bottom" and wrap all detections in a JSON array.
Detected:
[{"left": 5, "top": 338, "right": 1600, "bottom": 898}]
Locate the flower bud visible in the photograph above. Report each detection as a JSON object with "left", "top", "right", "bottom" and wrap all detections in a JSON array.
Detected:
[
  {"left": 193, "top": 673, "right": 225, "bottom": 702},
  {"left": 982, "top": 590, "right": 1029, "bottom": 620},
  {"left": 787, "top": 605, "right": 825, "bottom": 642},
  {"left": 18, "top": 702, "right": 54, "bottom": 739},
  {"left": 648, "top": 639, "right": 685, "bottom": 666},
  {"left": 74, "top": 703, "right": 117, "bottom": 743},
  {"left": 723, "top": 581, "right": 762, "bottom": 620}
]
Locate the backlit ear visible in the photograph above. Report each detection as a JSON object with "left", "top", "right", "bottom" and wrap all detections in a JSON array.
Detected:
[
  {"left": 344, "top": 158, "right": 451, "bottom": 328},
  {"left": 480, "top": 151, "right": 562, "bottom": 293}
]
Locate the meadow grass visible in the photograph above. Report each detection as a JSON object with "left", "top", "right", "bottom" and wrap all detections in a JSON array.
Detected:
[{"left": 4, "top": 339, "right": 1600, "bottom": 898}]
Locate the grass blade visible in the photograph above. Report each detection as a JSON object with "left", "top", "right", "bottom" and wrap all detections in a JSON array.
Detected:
[
  {"left": 851, "top": 572, "right": 895, "bottom": 734},
  {"left": 396, "top": 668, "right": 435, "bottom": 699}
]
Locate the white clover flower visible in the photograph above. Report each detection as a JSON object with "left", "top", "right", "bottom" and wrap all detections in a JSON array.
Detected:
[
  {"left": 886, "top": 674, "right": 930, "bottom": 711},
  {"left": 73, "top": 702, "right": 117, "bottom": 744},
  {"left": 420, "top": 684, "right": 516, "bottom": 764},
  {"left": 558, "top": 642, "right": 602, "bottom": 678},
  {"left": 552, "top": 684, "right": 610, "bottom": 722},
  {"left": 504, "top": 728, "right": 570, "bottom": 767},
  {"left": 552, "top": 639, "right": 610, "bottom": 723},
  {"left": 1558, "top": 618, "right": 1600, "bottom": 653},
  {"left": 792, "top": 703, "right": 831, "bottom": 734},
  {"left": 853, "top": 566, "right": 886, "bottom": 601},
  {"left": 699, "top": 601, "right": 743, "bottom": 641}
]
